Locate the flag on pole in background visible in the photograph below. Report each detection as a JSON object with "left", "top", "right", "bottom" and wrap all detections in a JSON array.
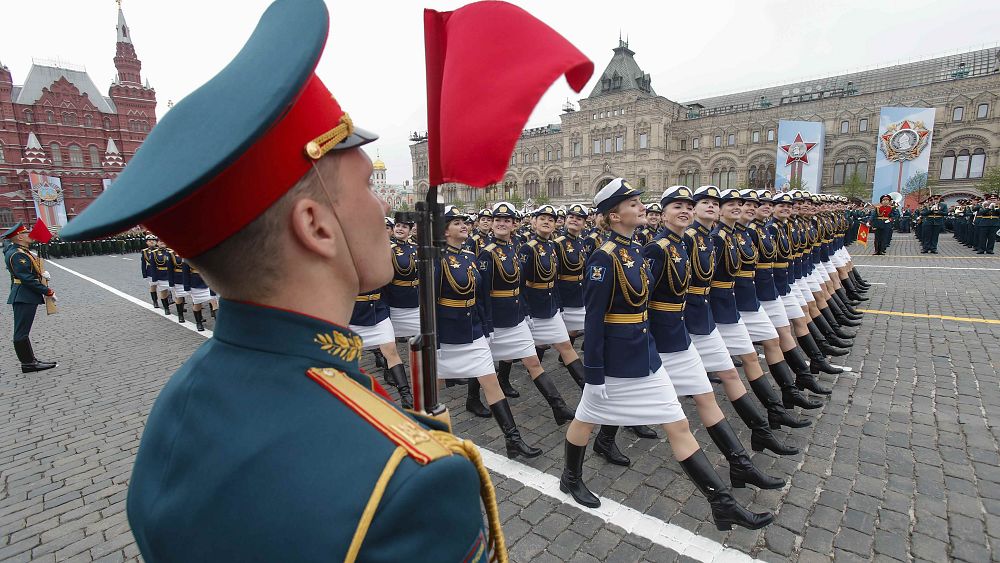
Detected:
[
  {"left": 857, "top": 223, "right": 869, "bottom": 246},
  {"left": 30, "top": 218, "right": 53, "bottom": 244}
]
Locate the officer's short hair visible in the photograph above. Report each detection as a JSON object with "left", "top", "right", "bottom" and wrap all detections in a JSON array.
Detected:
[{"left": 189, "top": 160, "right": 332, "bottom": 299}]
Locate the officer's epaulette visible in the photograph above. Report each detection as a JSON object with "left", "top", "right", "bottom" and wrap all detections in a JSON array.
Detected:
[
  {"left": 554, "top": 235, "right": 566, "bottom": 243},
  {"left": 527, "top": 239, "right": 538, "bottom": 248},
  {"left": 717, "top": 229, "right": 729, "bottom": 240},
  {"left": 306, "top": 367, "right": 453, "bottom": 465},
  {"left": 461, "top": 249, "right": 475, "bottom": 256},
  {"left": 599, "top": 241, "right": 617, "bottom": 254},
  {"left": 483, "top": 243, "right": 496, "bottom": 252},
  {"left": 684, "top": 227, "right": 698, "bottom": 239}
]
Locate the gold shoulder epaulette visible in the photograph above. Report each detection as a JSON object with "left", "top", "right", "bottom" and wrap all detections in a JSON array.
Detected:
[
  {"left": 484, "top": 243, "right": 497, "bottom": 252},
  {"left": 527, "top": 239, "right": 538, "bottom": 248},
  {"left": 599, "top": 241, "right": 617, "bottom": 254},
  {"left": 306, "top": 367, "right": 452, "bottom": 465},
  {"left": 685, "top": 227, "right": 698, "bottom": 238},
  {"left": 717, "top": 230, "right": 728, "bottom": 240},
  {"left": 461, "top": 249, "right": 475, "bottom": 256},
  {"left": 554, "top": 235, "right": 566, "bottom": 243},
  {"left": 655, "top": 238, "right": 670, "bottom": 251}
]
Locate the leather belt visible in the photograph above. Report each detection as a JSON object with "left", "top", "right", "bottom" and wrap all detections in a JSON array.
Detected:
[
  {"left": 438, "top": 297, "right": 475, "bottom": 307},
  {"left": 688, "top": 286, "right": 710, "bottom": 295},
  {"left": 649, "top": 301, "right": 685, "bottom": 312},
  {"left": 356, "top": 293, "right": 381, "bottom": 302},
  {"left": 525, "top": 281, "right": 554, "bottom": 289},
  {"left": 391, "top": 279, "right": 419, "bottom": 287},
  {"left": 557, "top": 274, "right": 584, "bottom": 282},
  {"left": 490, "top": 288, "right": 520, "bottom": 298},
  {"left": 711, "top": 281, "right": 735, "bottom": 289},
  {"left": 604, "top": 311, "right": 647, "bottom": 323}
]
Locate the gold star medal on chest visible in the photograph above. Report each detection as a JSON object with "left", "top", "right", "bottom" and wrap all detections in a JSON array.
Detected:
[
  {"left": 618, "top": 247, "right": 635, "bottom": 268},
  {"left": 670, "top": 246, "right": 682, "bottom": 263},
  {"left": 448, "top": 255, "right": 461, "bottom": 269}
]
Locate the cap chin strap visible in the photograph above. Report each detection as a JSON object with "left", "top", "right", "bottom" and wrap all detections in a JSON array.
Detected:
[{"left": 310, "top": 159, "right": 362, "bottom": 293}]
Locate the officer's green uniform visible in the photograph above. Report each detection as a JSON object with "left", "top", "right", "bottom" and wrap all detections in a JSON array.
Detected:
[
  {"left": 56, "top": 1, "right": 502, "bottom": 561},
  {"left": 920, "top": 200, "right": 946, "bottom": 253},
  {"left": 3, "top": 222, "right": 58, "bottom": 373}
]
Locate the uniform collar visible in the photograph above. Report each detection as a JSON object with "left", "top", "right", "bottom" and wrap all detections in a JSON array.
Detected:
[
  {"left": 692, "top": 221, "right": 711, "bottom": 234},
  {"left": 664, "top": 230, "right": 682, "bottom": 243},
  {"left": 611, "top": 232, "right": 633, "bottom": 246},
  {"left": 446, "top": 244, "right": 464, "bottom": 253},
  {"left": 211, "top": 299, "right": 364, "bottom": 375}
]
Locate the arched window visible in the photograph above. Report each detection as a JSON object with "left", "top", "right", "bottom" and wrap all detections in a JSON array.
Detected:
[
  {"left": 954, "top": 149, "right": 971, "bottom": 179},
  {"left": 68, "top": 145, "right": 84, "bottom": 167},
  {"left": 844, "top": 158, "right": 857, "bottom": 181},
  {"left": 0, "top": 141, "right": 5, "bottom": 164},
  {"left": 749, "top": 165, "right": 758, "bottom": 188},
  {"left": 940, "top": 151, "right": 956, "bottom": 180},
  {"left": 726, "top": 168, "right": 736, "bottom": 189},
  {"left": 46, "top": 111, "right": 55, "bottom": 124},
  {"left": 857, "top": 158, "right": 868, "bottom": 182},
  {"left": 840, "top": 121, "right": 849, "bottom": 134},
  {"left": 833, "top": 159, "right": 845, "bottom": 185},
  {"left": 50, "top": 143, "right": 63, "bottom": 167},
  {"left": 62, "top": 112, "right": 77, "bottom": 126},
  {"left": 970, "top": 148, "right": 986, "bottom": 179},
  {"left": 85, "top": 115, "right": 93, "bottom": 127},
  {"left": 953, "top": 107, "right": 964, "bottom": 122},
  {"left": 89, "top": 145, "right": 101, "bottom": 168},
  {"left": 764, "top": 165, "right": 775, "bottom": 189},
  {"left": 712, "top": 168, "right": 722, "bottom": 186},
  {"left": 24, "top": 109, "right": 34, "bottom": 123},
  {"left": 103, "top": 117, "right": 112, "bottom": 129},
  {"left": 0, "top": 207, "right": 14, "bottom": 226}
]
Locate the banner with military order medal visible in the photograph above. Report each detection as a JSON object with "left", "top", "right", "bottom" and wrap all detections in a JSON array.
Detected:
[
  {"left": 775, "top": 120, "right": 825, "bottom": 193},
  {"left": 872, "top": 107, "right": 935, "bottom": 203},
  {"left": 28, "top": 172, "right": 68, "bottom": 228}
]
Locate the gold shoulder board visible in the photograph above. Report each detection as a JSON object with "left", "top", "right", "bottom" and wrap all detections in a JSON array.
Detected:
[
  {"left": 307, "top": 367, "right": 452, "bottom": 465},
  {"left": 527, "top": 239, "right": 538, "bottom": 247},
  {"left": 554, "top": 235, "right": 566, "bottom": 243},
  {"left": 684, "top": 227, "right": 698, "bottom": 238},
  {"left": 599, "top": 241, "right": 617, "bottom": 254},
  {"left": 484, "top": 243, "right": 497, "bottom": 252}
]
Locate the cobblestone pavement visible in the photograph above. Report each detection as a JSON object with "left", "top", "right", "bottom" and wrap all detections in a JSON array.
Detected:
[{"left": 2, "top": 233, "right": 999, "bottom": 562}]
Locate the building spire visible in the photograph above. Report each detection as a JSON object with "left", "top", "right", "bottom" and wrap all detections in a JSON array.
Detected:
[{"left": 117, "top": 1, "right": 132, "bottom": 45}]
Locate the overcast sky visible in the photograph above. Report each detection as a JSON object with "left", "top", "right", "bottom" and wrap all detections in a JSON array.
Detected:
[{"left": 3, "top": 0, "right": 998, "bottom": 184}]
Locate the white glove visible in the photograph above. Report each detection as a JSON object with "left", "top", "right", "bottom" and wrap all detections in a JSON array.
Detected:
[
  {"left": 584, "top": 383, "right": 609, "bottom": 401},
  {"left": 42, "top": 271, "right": 51, "bottom": 280}
]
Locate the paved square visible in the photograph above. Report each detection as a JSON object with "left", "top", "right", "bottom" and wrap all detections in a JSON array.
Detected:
[{"left": 2, "top": 233, "right": 999, "bottom": 562}]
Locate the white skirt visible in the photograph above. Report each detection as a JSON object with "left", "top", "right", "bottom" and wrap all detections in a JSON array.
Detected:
[
  {"left": 780, "top": 294, "right": 806, "bottom": 320},
  {"left": 528, "top": 314, "right": 570, "bottom": 345},
  {"left": 806, "top": 271, "right": 823, "bottom": 293},
  {"left": 171, "top": 285, "right": 190, "bottom": 299},
  {"left": 660, "top": 343, "right": 712, "bottom": 396},
  {"left": 832, "top": 249, "right": 848, "bottom": 268},
  {"left": 437, "top": 337, "right": 495, "bottom": 380},
  {"left": 839, "top": 248, "right": 853, "bottom": 263},
  {"left": 715, "top": 319, "right": 756, "bottom": 356},
  {"left": 574, "top": 366, "right": 686, "bottom": 426},
  {"left": 350, "top": 317, "right": 396, "bottom": 349},
  {"left": 155, "top": 279, "right": 170, "bottom": 291},
  {"left": 389, "top": 307, "right": 420, "bottom": 338},
  {"left": 489, "top": 320, "right": 537, "bottom": 361},
  {"left": 190, "top": 287, "right": 213, "bottom": 304},
  {"left": 821, "top": 261, "right": 837, "bottom": 277},
  {"left": 741, "top": 306, "right": 780, "bottom": 342},
  {"left": 147, "top": 280, "right": 158, "bottom": 290},
  {"left": 690, "top": 329, "right": 737, "bottom": 372},
  {"left": 562, "top": 307, "right": 585, "bottom": 332},
  {"left": 761, "top": 298, "right": 791, "bottom": 327}
]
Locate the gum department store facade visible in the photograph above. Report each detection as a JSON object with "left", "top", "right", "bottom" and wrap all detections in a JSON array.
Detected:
[{"left": 410, "top": 41, "right": 1000, "bottom": 205}]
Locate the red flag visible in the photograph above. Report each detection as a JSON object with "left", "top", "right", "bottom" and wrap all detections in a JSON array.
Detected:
[
  {"left": 856, "top": 223, "right": 869, "bottom": 246},
  {"left": 30, "top": 218, "right": 53, "bottom": 244},
  {"left": 424, "top": 2, "right": 593, "bottom": 187}
]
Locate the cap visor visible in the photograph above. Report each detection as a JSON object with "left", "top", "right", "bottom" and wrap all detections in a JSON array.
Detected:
[{"left": 334, "top": 126, "right": 379, "bottom": 150}]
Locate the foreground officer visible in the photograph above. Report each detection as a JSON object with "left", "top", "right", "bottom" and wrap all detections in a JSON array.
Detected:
[
  {"left": 58, "top": 1, "right": 502, "bottom": 561},
  {"left": 4, "top": 223, "right": 58, "bottom": 373}
]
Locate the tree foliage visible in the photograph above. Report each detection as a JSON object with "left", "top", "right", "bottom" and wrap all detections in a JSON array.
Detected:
[
  {"left": 977, "top": 165, "right": 1000, "bottom": 194},
  {"left": 840, "top": 173, "right": 871, "bottom": 201}
]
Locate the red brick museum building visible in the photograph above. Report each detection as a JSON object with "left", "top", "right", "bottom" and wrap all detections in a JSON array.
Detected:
[{"left": 0, "top": 6, "right": 156, "bottom": 228}]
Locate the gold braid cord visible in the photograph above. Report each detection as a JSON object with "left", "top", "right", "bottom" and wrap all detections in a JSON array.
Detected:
[
  {"left": 430, "top": 431, "right": 509, "bottom": 563},
  {"left": 305, "top": 113, "right": 354, "bottom": 160}
]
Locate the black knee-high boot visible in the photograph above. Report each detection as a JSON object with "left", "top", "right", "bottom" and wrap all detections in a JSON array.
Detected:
[
  {"left": 491, "top": 399, "right": 542, "bottom": 459},
  {"left": 176, "top": 302, "right": 186, "bottom": 323},
  {"left": 768, "top": 361, "right": 822, "bottom": 409},
  {"left": 807, "top": 321, "right": 849, "bottom": 356},
  {"left": 679, "top": 449, "right": 774, "bottom": 531},
  {"left": 593, "top": 425, "right": 630, "bottom": 466},
  {"left": 748, "top": 377, "right": 811, "bottom": 429},
  {"left": 150, "top": 291, "right": 159, "bottom": 308},
  {"left": 785, "top": 344, "right": 834, "bottom": 392},
  {"left": 706, "top": 420, "right": 785, "bottom": 489},
  {"left": 561, "top": 440, "right": 600, "bottom": 508},
  {"left": 160, "top": 298, "right": 171, "bottom": 315},
  {"left": 535, "top": 346, "right": 547, "bottom": 362},
  {"left": 731, "top": 394, "right": 799, "bottom": 455},
  {"left": 565, "top": 358, "right": 585, "bottom": 389},
  {"left": 386, "top": 364, "right": 414, "bottom": 410},
  {"left": 497, "top": 360, "right": 519, "bottom": 398},
  {"left": 532, "top": 372, "right": 574, "bottom": 425},
  {"left": 193, "top": 309, "right": 206, "bottom": 332},
  {"left": 465, "top": 378, "right": 491, "bottom": 418}
]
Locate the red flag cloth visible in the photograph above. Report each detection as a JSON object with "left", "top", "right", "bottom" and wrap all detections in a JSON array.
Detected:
[
  {"left": 856, "top": 223, "right": 869, "bottom": 246},
  {"left": 30, "top": 218, "right": 53, "bottom": 244},
  {"left": 424, "top": 2, "right": 593, "bottom": 187}
]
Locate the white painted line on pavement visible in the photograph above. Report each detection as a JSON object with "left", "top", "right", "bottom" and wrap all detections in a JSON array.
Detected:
[
  {"left": 122, "top": 257, "right": 134, "bottom": 261},
  {"left": 48, "top": 259, "right": 762, "bottom": 563},
  {"left": 47, "top": 259, "right": 215, "bottom": 339},
  {"left": 856, "top": 264, "right": 1000, "bottom": 271},
  {"left": 480, "top": 449, "right": 761, "bottom": 563}
]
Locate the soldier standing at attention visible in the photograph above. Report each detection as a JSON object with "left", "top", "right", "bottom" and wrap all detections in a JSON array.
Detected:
[
  {"left": 921, "top": 195, "right": 947, "bottom": 254},
  {"left": 58, "top": 1, "right": 505, "bottom": 560},
  {"left": 140, "top": 234, "right": 160, "bottom": 308},
  {"left": 4, "top": 223, "right": 58, "bottom": 373}
]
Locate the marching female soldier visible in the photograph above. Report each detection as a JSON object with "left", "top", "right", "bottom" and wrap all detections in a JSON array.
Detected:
[
  {"left": 169, "top": 248, "right": 189, "bottom": 324},
  {"left": 554, "top": 203, "right": 589, "bottom": 339},
  {"left": 386, "top": 214, "right": 420, "bottom": 341},
  {"left": 349, "top": 216, "right": 414, "bottom": 409},
  {"left": 141, "top": 235, "right": 160, "bottom": 308},
  {"left": 733, "top": 190, "right": 823, "bottom": 411},
  {"left": 644, "top": 185, "right": 783, "bottom": 489},
  {"left": 560, "top": 179, "right": 772, "bottom": 532},
  {"left": 519, "top": 205, "right": 586, "bottom": 386},
  {"left": 682, "top": 186, "right": 800, "bottom": 456},
  {"left": 439, "top": 206, "right": 541, "bottom": 458},
  {"left": 478, "top": 201, "right": 575, "bottom": 425}
]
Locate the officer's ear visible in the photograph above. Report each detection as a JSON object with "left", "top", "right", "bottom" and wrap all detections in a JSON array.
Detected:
[{"left": 288, "top": 191, "right": 340, "bottom": 260}]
